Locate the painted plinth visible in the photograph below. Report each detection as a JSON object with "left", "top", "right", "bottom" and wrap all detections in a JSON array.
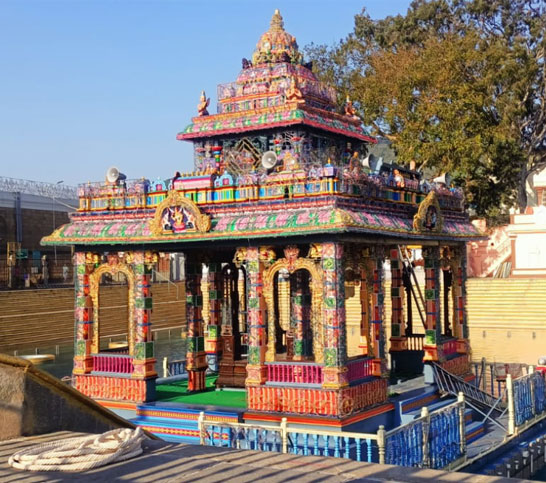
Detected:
[
  {"left": 247, "top": 378, "right": 388, "bottom": 417},
  {"left": 74, "top": 374, "right": 156, "bottom": 402}
]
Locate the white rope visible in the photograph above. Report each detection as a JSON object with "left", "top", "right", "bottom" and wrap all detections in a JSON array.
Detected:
[{"left": 8, "top": 427, "right": 147, "bottom": 472}]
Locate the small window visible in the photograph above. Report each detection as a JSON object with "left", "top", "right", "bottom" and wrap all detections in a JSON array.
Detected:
[{"left": 541, "top": 189, "right": 546, "bottom": 206}]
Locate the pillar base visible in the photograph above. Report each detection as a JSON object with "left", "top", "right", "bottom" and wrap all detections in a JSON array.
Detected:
[
  {"left": 371, "top": 358, "right": 385, "bottom": 377},
  {"left": 456, "top": 338, "right": 468, "bottom": 354},
  {"left": 188, "top": 369, "right": 207, "bottom": 392},
  {"left": 423, "top": 345, "right": 439, "bottom": 362},
  {"left": 246, "top": 364, "right": 267, "bottom": 385},
  {"left": 132, "top": 359, "right": 157, "bottom": 379},
  {"left": 73, "top": 355, "right": 93, "bottom": 374},
  {"left": 389, "top": 337, "right": 408, "bottom": 352},
  {"left": 322, "top": 367, "right": 349, "bottom": 389}
]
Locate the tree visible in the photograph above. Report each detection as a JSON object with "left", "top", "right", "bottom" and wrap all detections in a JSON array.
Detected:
[{"left": 306, "top": 0, "right": 545, "bottom": 217}]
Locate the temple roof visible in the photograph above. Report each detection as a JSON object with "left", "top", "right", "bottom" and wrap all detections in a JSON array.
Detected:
[
  {"left": 178, "top": 10, "right": 373, "bottom": 143},
  {"left": 42, "top": 196, "right": 483, "bottom": 247},
  {"left": 252, "top": 10, "right": 302, "bottom": 66}
]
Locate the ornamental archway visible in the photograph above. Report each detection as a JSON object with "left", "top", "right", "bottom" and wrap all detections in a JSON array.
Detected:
[
  {"left": 89, "top": 262, "right": 135, "bottom": 355},
  {"left": 263, "top": 257, "right": 323, "bottom": 363}
]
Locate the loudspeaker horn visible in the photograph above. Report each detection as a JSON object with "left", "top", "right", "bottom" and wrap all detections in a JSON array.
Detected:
[
  {"left": 261, "top": 151, "right": 278, "bottom": 170},
  {"left": 433, "top": 172, "right": 451, "bottom": 186},
  {"left": 106, "top": 166, "right": 126, "bottom": 183}
]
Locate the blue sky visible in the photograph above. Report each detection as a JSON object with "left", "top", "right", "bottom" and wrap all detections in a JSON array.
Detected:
[{"left": 0, "top": 0, "right": 411, "bottom": 187}]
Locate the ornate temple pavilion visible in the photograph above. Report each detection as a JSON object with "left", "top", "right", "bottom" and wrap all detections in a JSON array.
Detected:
[{"left": 43, "top": 10, "right": 482, "bottom": 422}]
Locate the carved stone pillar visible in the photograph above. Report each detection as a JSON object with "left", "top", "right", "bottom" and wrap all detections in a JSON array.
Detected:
[
  {"left": 389, "top": 248, "right": 407, "bottom": 351},
  {"left": 185, "top": 261, "right": 207, "bottom": 391},
  {"left": 204, "top": 263, "right": 222, "bottom": 372},
  {"left": 423, "top": 246, "right": 441, "bottom": 361},
  {"left": 73, "top": 251, "right": 94, "bottom": 375},
  {"left": 243, "top": 247, "right": 268, "bottom": 385},
  {"left": 451, "top": 245, "right": 469, "bottom": 354},
  {"left": 369, "top": 247, "right": 386, "bottom": 376},
  {"left": 131, "top": 251, "right": 157, "bottom": 381},
  {"left": 321, "top": 242, "right": 348, "bottom": 389}
]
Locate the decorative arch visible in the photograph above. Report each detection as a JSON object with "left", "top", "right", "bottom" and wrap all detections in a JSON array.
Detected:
[
  {"left": 263, "top": 257, "right": 323, "bottom": 363},
  {"left": 89, "top": 262, "right": 135, "bottom": 355},
  {"left": 149, "top": 190, "right": 211, "bottom": 236},
  {"left": 413, "top": 191, "right": 444, "bottom": 233}
]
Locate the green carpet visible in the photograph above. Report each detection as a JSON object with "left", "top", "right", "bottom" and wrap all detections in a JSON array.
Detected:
[{"left": 156, "top": 375, "right": 247, "bottom": 408}]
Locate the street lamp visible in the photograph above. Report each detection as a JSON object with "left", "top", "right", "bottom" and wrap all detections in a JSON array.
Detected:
[{"left": 52, "top": 180, "right": 63, "bottom": 264}]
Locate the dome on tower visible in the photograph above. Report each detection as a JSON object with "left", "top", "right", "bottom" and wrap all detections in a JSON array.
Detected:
[{"left": 252, "top": 10, "right": 302, "bottom": 65}]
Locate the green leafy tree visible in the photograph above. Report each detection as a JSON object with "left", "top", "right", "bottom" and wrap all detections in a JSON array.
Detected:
[{"left": 306, "top": 0, "right": 545, "bottom": 217}]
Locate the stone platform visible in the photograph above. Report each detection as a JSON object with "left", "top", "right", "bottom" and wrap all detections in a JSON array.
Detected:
[{"left": 0, "top": 431, "right": 527, "bottom": 482}]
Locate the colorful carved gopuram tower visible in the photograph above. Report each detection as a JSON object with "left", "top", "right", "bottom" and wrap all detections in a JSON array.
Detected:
[{"left": 43, "top": 10, "right": 482, "bottom": 424}]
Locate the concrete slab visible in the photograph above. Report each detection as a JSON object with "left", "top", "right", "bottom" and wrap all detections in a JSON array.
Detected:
[{"left": 0, "top": 432, "right": 530, "bottom": 482}]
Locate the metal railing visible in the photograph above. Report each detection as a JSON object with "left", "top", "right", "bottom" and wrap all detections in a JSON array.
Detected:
[
  {"left": 385, "top": 394, "right": 465, "bottom": 469},
  {"left": 347, "top": 356, "right": 374, "bottom": 382},
  {"left": 198, "top": 394, "right": 468, "bottom": 469},
  {"left": 432, "top": 362, "right": 507, "bottom": 432},
  {"left": 0, "top": 176, "right": 78, "bottom": 199},
  {"left": 162, "top": 357, "right": 187, "bottom": 378},
  {"left": 198, "top": 414, "right": 383, "bottom": 464},
  {"left": 265, "top": 361, "right": 323, "bottom": 385},
  {"left": 92, "top": 353, "right": 134, "bottom": 374}
]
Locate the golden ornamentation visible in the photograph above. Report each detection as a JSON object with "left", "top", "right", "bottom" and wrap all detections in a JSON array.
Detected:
[
  {"left": 149, "top": 190, "right": 211, "bottom": 236},
  {"left": 413, "top": 191, "right": 444, "bottom": 233},
  {"left": 258, "top": 246, "right": 276, "bottom": 266},
  {"left": 89, "top": 261, "right": 135, "bottom": 355},
  {"left": 233, "top": 247, "right": 248, "bottom": 268},
  {"left": 283, "top": 245, "right": 299, "bottom": 271},
  {"left": 308, "top": 243, "right": 322, "bottom": 259},
  {"left": 334, "top": 209, "right": 355, "bottom": 226},
  {"left": 263, "top": 257, "right": 323, "bottom": 363}
]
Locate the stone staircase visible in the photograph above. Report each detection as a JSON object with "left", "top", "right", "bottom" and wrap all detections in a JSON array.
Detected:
[
  {"left": 466, "top": 278, "right": 546, "bottom": 365},
  {"left": 394, "top": 384, "right": 486, "bottom": 445},
  {"left": 0, "top": 282, "right": 186, "bottom": 352}
]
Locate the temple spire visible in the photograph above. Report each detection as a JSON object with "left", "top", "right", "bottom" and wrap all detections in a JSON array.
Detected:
[{"left": 270, "top": 9, "right": 284, "bottom": 31}]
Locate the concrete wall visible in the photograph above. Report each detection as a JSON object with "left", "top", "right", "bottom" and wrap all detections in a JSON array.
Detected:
[{"left": 0, "top": 354, "right": 133, "bottom": 441}]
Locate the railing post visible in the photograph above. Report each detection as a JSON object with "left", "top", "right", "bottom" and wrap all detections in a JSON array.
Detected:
[
  {"left": 507, "top": 374, "right": 516, "bottom": 435},
  {"left": 421, "top": 406, "right": 430, "bottom": 468},
  {"left": 198, "top": 411, "right": 205, "bottom": 445},
  {"left": 162, "top": 356, "right": 168, "bottom": 378},
  {"left": 377, "top": 425, "right": 386, "bottom": 465},
  {"left": 530, "top": 366, "right": 536, "bottom": 418},
  {"left": 457, "top": 392, "right": 466, "bottom": 457},
  {"left": 280, "top": 417, "right": 288, "bottom": 453}
]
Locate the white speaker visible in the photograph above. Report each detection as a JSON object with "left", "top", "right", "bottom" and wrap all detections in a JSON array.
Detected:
[
  {"left": 106, "top": 166, "right": 126, "bottom": 183},
  {"left": 433, "top": 173, "right": 451, "bottom": 186},
  {"left": 261, "top": 151, "right": 278, "bottom": 169},
  {"left": 362, "top": 153, "right": 383, "bottom": 173}
]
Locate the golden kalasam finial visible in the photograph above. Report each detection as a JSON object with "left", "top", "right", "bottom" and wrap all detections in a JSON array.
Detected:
[{"left": 270, "top": 9, "right": 284, "bottom": 30}]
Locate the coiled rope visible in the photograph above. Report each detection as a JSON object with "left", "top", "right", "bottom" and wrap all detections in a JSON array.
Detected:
[{"left": 8, "top": 427, "right": 147, "bottom": 472}]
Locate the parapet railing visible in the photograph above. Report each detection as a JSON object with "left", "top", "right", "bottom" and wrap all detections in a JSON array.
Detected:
[
  {"left": 384, "top": 395, "right": 465, "bottom": 469},
  {"left": 509, "top": 368, "right": 546, "bottom": 434},
  {"left": 198, "top": 393, "right": 467, "bottom": 469},
  {"left": 162, "top": 357, "right": 186, "bottom": 378},
  {"left": 197, "top": 414, "right": 383, "bottom": 464}
]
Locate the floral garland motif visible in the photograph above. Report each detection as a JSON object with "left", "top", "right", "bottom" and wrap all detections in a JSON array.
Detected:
[
  {"left": 149, "top": 190, "right": 211, "bottom": 236},
  {"left": 413, "top": 191, "right": 444, "bottom": 233}
]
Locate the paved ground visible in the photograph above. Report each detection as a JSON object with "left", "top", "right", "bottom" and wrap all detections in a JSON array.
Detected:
[{"left": 0, "top": 432, "right": 529, "bottom": 482}]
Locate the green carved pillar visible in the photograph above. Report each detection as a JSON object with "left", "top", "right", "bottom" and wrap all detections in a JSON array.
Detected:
[
  {"left": 186, "top": 261, "right": 207, "bottom": 391},
  {"left": 73, "top": 251, "right": 94, "bottom": 375},
  {"left": 321, "top": 242, "right": 348, "bottom": 389}
]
